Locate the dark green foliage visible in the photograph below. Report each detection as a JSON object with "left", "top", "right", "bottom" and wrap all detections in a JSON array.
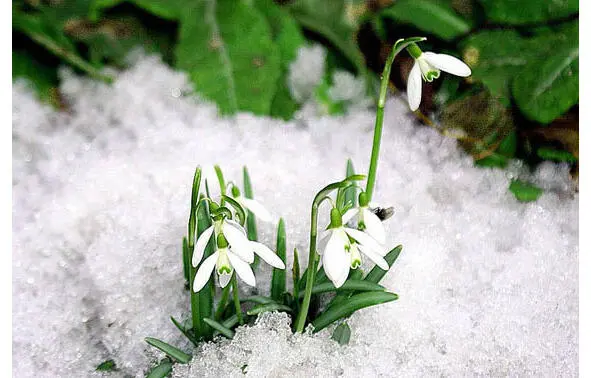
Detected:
[{"left": 509, "top": 180, "right": 543, "bottom": 202}]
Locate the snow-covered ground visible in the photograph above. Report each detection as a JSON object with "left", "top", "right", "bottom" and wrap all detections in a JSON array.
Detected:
[{"left": 12, "top": 53, "right": 578, "bottom": 377}]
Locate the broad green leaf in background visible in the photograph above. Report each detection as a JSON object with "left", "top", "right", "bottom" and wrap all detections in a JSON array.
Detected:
[
  {"left": 478, "top": 0, "right": 578, "bottom": 25},
  {"left": 254, "top": 0, "right": 305, "bottom": 120},
  {"left": 380, "top": 0, "right": 472, "bottom": 41},
  {"left": 512, "top": 22, "right": 578, "bottom": 124},
  {"left": 509, "top": 180, "right": 543, "bottom": 202},
  {"left": 287, "top": 0, "right": 367, "bottom": 76},
  {"left": 12, "top": 50, "right": 59, "bottom": 107},
  {"left": 90, "top": 0, "right": 184, "bottom": 21},
  {"left": 175, "top": 0, "right": 281, "bottom": 115}
]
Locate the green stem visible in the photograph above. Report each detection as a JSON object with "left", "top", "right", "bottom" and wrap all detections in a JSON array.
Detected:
[
  {"left": 231, "top": 275, "right": 244, "bottom": 325},
  {"left": 214, "top": 284, "right": 231, "bottom": 320},
  {"left": 365, "top": 37, "right": 426, "bottom": 201},
  {"left": 294, "top": 203, "right": 319, "bottom": 332}
]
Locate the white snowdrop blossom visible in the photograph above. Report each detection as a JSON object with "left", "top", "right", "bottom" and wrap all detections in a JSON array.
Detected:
[
  {"left": 407, "top": 44, "right": 471, "bottom": 111},
  {"left": 342, "top": 193, "right": 386, "bottom": 245},
  {"left": 231, "top": 186, "right": 274, "bottom": 223},
  {"left": 192, "top": 218, "right": 285, "bottom": 292},
  {"left": 321, "top": 208, "right": 389, "bottom": 288}
]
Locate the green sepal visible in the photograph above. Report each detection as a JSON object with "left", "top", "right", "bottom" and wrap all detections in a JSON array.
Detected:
[
  {"left": 146, "top": 360, "right": 173, "bottom": 378},
  {"left": 331, "top": 322, "right": 351, "bottom": 345},
  {"left": 144, "top": 337, "right": 191, "bottom": 364},
  {"left": 364, "top": 245, "right": 403, "bottom": 284},
  {"left": 221, "top": 195, "right": 247, "bottom": 226},
  {"left": 312, "top": 291, "right": 399, "bottom": 332},
  {"left": 271, "top": 218, "right": 287, "bottom": 300},
  {"left": 297, "top": 280, "right": 385, "bottom": 298},
  {"left": 203, "top": 318, "right": 235, "bottom": 339},
  {"left": 247, "top": 303, "right": 293, "bottom": 316}
]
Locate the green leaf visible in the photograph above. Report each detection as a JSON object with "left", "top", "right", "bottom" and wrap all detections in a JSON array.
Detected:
[
  {"left": 381, "top": 0, "right": 471, "bottom": 41},
  {"left": 191, "top": 199, "right": 214, "bottom": 338},
  {"left": 144, "top": 338, "right": 191, "bottom": 364},
  {"left": 90, "top": 0, "right": 183, "bottom": 21},
  {"left": 242, "top": 167, "right": 258, "bottom": 242},
  {"left": 182, "top": 237, "right": 190, "bottom": 283},
  {"left": 203, "top": 318, "right": 235, "bottom": 339},
  {"left": 247, "top": 303, "right": 293, "bottom": 316},
  {"left": 221, "top": 195, "right": 247, "bottom": 226},
  {"left": 214, "top": 165, "right": 226, "bottom": 196},
  {"left": 331, "top": 322, "right": 351, "bottom": 345},
  {"left": 364, "top": 245, "right": 403, "bottom": 284},
  {"left": 475, "top": 131, "right": 517, "bottom": 168},
  {"left": 241, "top": 295, "right": 277, "bottom": 305},
  {"left": 292, "top": 248, "right": 300, "bottom": 300},
  {"left": 537, "top": 147, "right": 578, "bottom": 163},
  {"left": 287, "top": 0, "right": 367, "bottom": 76},
  {"left": 271, "top": 218, "right": 287, "bottom": 300},
  {"left": 299, "top": 280, "right": 385, "bottom": 298},
  {"left": 478, "top": 0, "right": 578, "bottom": 25},
  {"left": 146, "top": 360, "right": 173, "bottom": 378},
  {"left": 512, "top": 23, "right": 578, "bottom": 123},
  {"left": 327, "top": 269, "right": 363, "bottom": 309},
  {"left": 96, "top": 359, "right": 116, "bottom": 371},
  {"left": 175, "top": 0, "right": 281, "bottom": 115},
  {"left": 170, "top": 316, "right": 198, "bottom": 346},
  {"left": 270, "top": 79, "right": 300, "bottom": 120},
  {"left": 509, "top": 180, "right": 543, "bottom": 202},
  {"left": 343, "top": 159, "right": 357, "bottom": 209},
  {"left": 312, "top": 291, "right": 398, "bottom": 332},
  {"left": 188, "top": 167, "right": 202, "bottom": 248},
  {"left": 12, "top": 50, "right": 59, "bottom": 107}
]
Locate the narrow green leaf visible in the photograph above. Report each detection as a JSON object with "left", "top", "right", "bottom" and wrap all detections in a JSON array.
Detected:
[
  {"left": 146, "top": 360, "right": 173, "bottom": 378},
  {"left": 191, "top": 199, "right": 214, "bottom": 337},
  {"left": 327, "top": 269, "right": 363, "bottom": 308},
  {"left": 343, "top": 159, "right": 357, "bottom": 209},
  {"left": 242, "top": 167, "right": 258, "bottom": 241},
  {"left": 214, "top": 165, "right": 226, "bottom": 196},
  {"left": 182, "top": 237, "right": 190, "bottom": 283},
  {"left": 12, "top": 50, "right": 59, "bottom": 107},
  {"left": 297, "top": 280, "right": 385, "bottom": 298},
  {"left": 144, "top": 338, "right": 191, "bottom": 364},
  {"left": 364, "top": 245, "right": 403, "bottom": 284},
  {"left": 170, "top": 316, "right": 198, "bottom": 346},
  {"left": 188, "top": 167, "right": 202, "bottom": 248},
  {"left": 247, "top": 303, "right": 293, "bottom": 316},
  {"left": 271, "top": 218, "right": 287, "bottom": 300},
  {"left": 381, "top": 0, "right": 471, "bottom": 41},
  {"left": 537, "top": 147, "right": 578, "bottom": 163},
  {"left": 292, "top": 248, "right": 301, "bottom": 300},
  {"left": 240, "top": 295, "right": 277, "bottom": 305},
  {"left": 312, "top": 292, "right": 399, "bottom": 332},
  {"left": 203, "top": 318, "right": 235, "bottom": 339},
  {"left": 222, "top": 314, "right": 239, "bottom": 329},
  {"left": 175, "top": 0, "right": 281, "bottom": 115},
  {"left": 96, "top": 359, "right": 116, "bottom": 371},
  {"left": 331, "top": 322, "right": 351, "bottom": 345},
  {"left": 509, "top": 180, "right": 543, "bottom": 202}
]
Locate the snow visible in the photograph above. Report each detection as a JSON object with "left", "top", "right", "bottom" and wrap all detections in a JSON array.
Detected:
[{"left": 12, "top": 52, "right": 578, "bottom": 377}]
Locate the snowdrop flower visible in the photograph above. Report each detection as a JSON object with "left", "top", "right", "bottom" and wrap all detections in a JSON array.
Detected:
[
  {"left": 231, "top": 186, "right": 273, "bottom": 223},
  {"left": 342, "top": 192, "right": 386, "bottom": 244},
  {"left": 406, "top": 43, "right": 471, "bottom": 111},
  {"left": 321, "top": 208, "right": 389, "bottom": 288},
  {"left": 192, "top": 217, "right": 285, "bottom": 292}
]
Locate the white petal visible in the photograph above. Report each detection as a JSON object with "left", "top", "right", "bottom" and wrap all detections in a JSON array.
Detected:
[
  {"left": 317, "top": 232, "right": 330, "bottom": 255},
  {"left": 223, "top": 221, "right": 254, "bottom": 263},
  {"left": 362, "top": 208, "right": 386, "bottom": 245},
  {"left": 423, "top": 52, "right": 471, "bottom": 77},
  {"left": 241, "top": 197, "right": 273, "bottom": 223},
  {"left": 322, "top": 231, "right": 350, "bottom": 288},
  {"left": 227, "top": 251, "right": 256, "bottom": 287},
  {"left": 407, "top": 62, "right": 422, "bottom": 111},
  {"left": 341, "top": 208, "right": 359, "bottom": 225},
  {"left": 225, "top": 219, "right": 247, "bottom": 236},
  {"left": 219, "top": 271, "right": 232, "bottom": 288},
  {"left": 357, "top": 243, "right": 389, "bottom": 270},
  {"left": 343, "top": 227, "right": 387, "bottom": 256},
  {"left": 251, "top": 242, "right": 285, "bottom": 269},
  {"left": 192, "top": 252, "right": 218, "bottom": 292},
  {"left": 192, "top": 225, "right": 215, "bottom": 267}
]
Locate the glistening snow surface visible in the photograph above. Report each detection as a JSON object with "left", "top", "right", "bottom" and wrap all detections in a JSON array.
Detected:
[{"left": 13, "top": 52, "right": 578, "bottom": 377}]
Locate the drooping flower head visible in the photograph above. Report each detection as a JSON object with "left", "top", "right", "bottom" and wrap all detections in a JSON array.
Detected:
[
  {"left": 192, "top": 214, "right": 285, "bottom": 292},
  {"left": 321, "top": 207, "right": 388, "bottom": 288},
  {"left": 230, "top": 186, "right": 274, "bottom": 223},
  {"left": 406, "top": 43, "right": 471, "bottom": 111},
  {"left": 342, "top": 192, "right": 386, "bottom": 245}
]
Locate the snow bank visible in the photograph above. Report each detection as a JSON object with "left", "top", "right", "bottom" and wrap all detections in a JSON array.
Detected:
[{"left": 12, "top": 53, "right": 578, "bottom": 377}]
